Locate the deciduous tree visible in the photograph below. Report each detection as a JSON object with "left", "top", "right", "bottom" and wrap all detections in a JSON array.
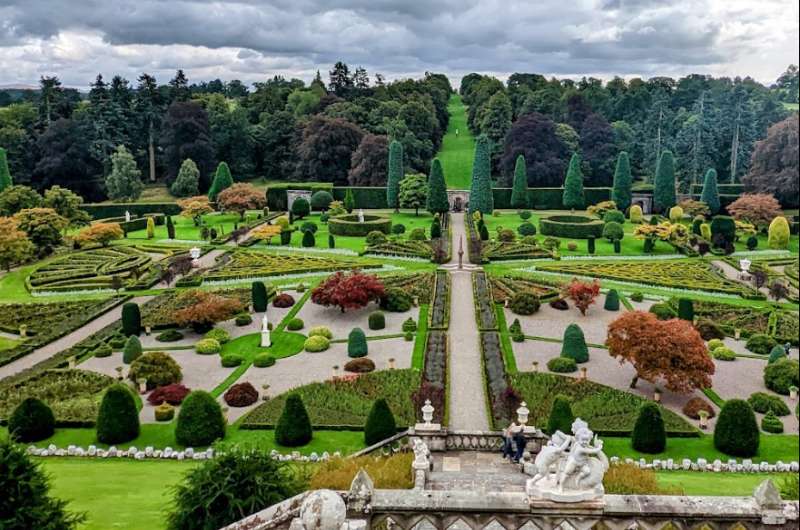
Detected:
[
  {"left": 0, "top": 185, "right": 42, "bottom": 216},
  {"left": 399, "top": 173, "right": 428, "bottom": 216},
  {"left": 606, "top": 311, "right": 714, "bottom": 393},
  {"left": 177, "top": 195, "right": 214, "bottom": 226},
  {"left": 0, "top": 216, "right": 33, "bottom": 270},
  {"left": 174, "top": 290, "right": 244, "bottom": 332},
  {"left": 13, "top": 208, "right": 68, "bottom": 254},
  {"left": 311, "top": 271, "right": 386, "bottom": 312},
  {"left": 294, "top": 116, "right": 364, "bottom": 185},
  {"left": 744, "top": 114, "right": 798, "bottom": 208},
  {"left": 43, "top": 185, "right": 91, "bottom": 228},
  {"left": 75, "top": 222, "right": 124, "bottom": 247},
  {"left": 562, "top": 278, "right": 600, "bottom": 315},
  {"left": 106, "top": 145, "right": 144, "bottom": 201},
  {"left": 348, "top": 134, "right": 389, "bottom": 186},
  {"left": 726, "top": 193, "right": 783, "bottom": 227},
  {"left": 217, "top": 183, "right": 265, "bottom": 220},
  {"left": 0, "top": 147, "right": 11, "bottom": 192}
]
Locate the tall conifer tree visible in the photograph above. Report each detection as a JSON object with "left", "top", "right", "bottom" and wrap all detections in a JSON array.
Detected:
[
  {"left": 700, "top": 168, "right": 721, "bottom": 214},
  {"left": 426, "top": 158, "right": 449, "bottom": 214},
  {"left": 386, "top": 140, "right": 403, "bottom": 212},
  {"left": 469, "top": 135, "right": 494, "bottom": 214},
  {"left": 611, "top": 152, "right": 632, "bottom": 210},
  {"left": 562, "top": 153, "right": 585, "bottom": 210},
  {"left": 0, "top": 148, "right": 12, "bottom": 193},
  {"left": 510, "top": 155, "right": 528, "bottom": 209},
  {"left": 208, "top": 162, "right": 234, "bottom": 202}
]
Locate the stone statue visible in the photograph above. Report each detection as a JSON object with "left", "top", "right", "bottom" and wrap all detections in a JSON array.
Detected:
[
  {"left": 125, "top": 210, "right": 131, "bottom": 222},
  {"left": 526, "top": 418, "right": 609, "bottom": 503},
  {"left": 357, "top": 209, "right": 365, "bottom": 223},
  {"left": 261, "top": 313, "right": 271, "bottom": 347}
]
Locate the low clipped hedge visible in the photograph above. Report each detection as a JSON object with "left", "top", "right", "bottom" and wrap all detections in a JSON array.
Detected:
[
  {"left": 328, "top": 214, "right": 392, "bottom": 236},
  {"left": 539, "top": 215, "right": 604, "bottom": 239},
  {"left": 253, "top": 353, "right": 276, "bottom": 367}
]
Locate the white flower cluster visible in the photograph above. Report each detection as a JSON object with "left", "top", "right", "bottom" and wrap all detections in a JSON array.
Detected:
[
  {"left": 204, "top": 266, "right": 400, "bottom": 287},
  {"left": 364, "top": 253, "right": 432, "bottom": 263},
  {"left": 610, "top": 455, "right": 799, "bottom": 474},
  {"left": 31, "top": 288, "right": 116, "bottom": 298},
  {"left": 559, "top": 253, "right": 686, "bottom": 262},
  {"left": 258, "top": 246, "right": 359, "bottom": 257},
  {"left": 730, "top": 249, "right": 793, "bottom": 258},
  {"left": 157, "top": 239, "right": 208, "bottom": 245}
]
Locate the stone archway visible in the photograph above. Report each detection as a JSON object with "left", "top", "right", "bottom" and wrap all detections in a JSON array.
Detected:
[
  {"left": 447, "top": 190, "right": 470, "bottom": 212},
  {"left": 286, "top": 190, "right": 313, "bottom": 212}
]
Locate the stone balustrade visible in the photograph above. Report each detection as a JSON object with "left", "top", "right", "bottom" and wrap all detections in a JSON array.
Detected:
[{"left": 410, "top": 427, "right": 546, "bottom": 454}]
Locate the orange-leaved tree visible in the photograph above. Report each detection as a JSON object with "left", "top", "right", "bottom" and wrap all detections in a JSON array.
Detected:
[
  {"left": 174, "top": 290, "right": 244, "bottom": 332},
  {"left": 75, "top": 222, "right": 124, "bottom": 247},
  {"left": 177, "top": 196, "right": 214, "bottom": 226},
  {"left": 562, "top": 278, "right": 601, "bottom": 315},
  {"left": 217, "top": 183, "right": 265, "bottom": 220},
  {"left": 311, "top": 271, "right": 385, "bottom": 312},
  {"left": 606, "top": 310, "right": 714, "bottom": 394}
]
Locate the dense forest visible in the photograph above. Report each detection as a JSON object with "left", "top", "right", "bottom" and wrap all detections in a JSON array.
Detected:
[{"left": 0, "top": 63, "right": 797, "bottom": 205}]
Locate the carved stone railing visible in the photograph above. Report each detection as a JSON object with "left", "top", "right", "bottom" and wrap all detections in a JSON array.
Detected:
[{"left": 410, "top": 428, "right": 546, "bottom": 454}]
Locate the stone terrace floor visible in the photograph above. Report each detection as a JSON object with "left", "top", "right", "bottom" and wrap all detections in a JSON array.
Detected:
[{"left": 428, "top": 451, "right": 528, "bottom": 493}]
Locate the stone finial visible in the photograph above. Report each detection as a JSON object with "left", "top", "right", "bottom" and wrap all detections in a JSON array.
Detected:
[
  {"left": 348, "top": 469, "right": 374, "bottom": 513},
  {"left": 297, "top": 490, "right": 346, "bottom": 530},
  {"left": 754, "top": 479, "right": 782, "bottom": 510}
]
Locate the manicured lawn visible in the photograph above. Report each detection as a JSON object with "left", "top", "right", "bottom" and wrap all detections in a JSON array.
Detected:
[
  {"left": 436, "top": 94, "right": 475, "bottom": 190},
  {"left": 602, "top": 434, "right": 799, "bottom": 464},
  {"left": 125, "top": 211, "right": 262, "bottom": 241},
  {"left": 0, "top": 260, "right": 114, "bottom": 303},
  {"left": 656, "top": 471, "right": 794, "bottom": 496},
  {"left": 0, "top": 335, "right": 21, "bottom": 351},
  {"left": 42, "top": 457, "right": 195, "bottom": 530}
]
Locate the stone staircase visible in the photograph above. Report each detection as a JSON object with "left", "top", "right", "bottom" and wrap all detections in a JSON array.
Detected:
[{"left": 427, "top": 451, "right": 528, "bottom": 493}]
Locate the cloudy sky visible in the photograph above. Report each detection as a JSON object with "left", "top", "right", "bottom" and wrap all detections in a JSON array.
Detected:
[{"left": 0, "top": 0, "right": 797, "bottom": 89}]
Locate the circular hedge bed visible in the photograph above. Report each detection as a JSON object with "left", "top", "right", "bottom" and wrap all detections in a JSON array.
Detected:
[
  {"left": 539, "top": 215, "right": 604, "bottom": 239},
  {"left": 328, "top": 214, "right": 392, "bottom": 237}
]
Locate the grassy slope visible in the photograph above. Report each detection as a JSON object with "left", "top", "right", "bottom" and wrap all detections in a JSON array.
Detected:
[
  {"left": 656, "top": 471, "right": 793, "bottom": 496},
  {"left": 436, "top": 94, "right": 475, "bottom": 190}
]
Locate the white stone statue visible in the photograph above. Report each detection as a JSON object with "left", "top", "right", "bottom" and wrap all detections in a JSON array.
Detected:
[
  {"left": 261, "top": 313, "right": 271, "bottom": 347},
  {"left": 357, "top": 209, "right": 364, "bottom": 223},
  {"left": 125, "top": 210, "right": 131, "bottom": 222},
  {"left": 526, "top": 418, "right": 609, "bottom": 503}
]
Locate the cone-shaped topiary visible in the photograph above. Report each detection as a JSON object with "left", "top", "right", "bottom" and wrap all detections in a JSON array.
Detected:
[
  {"left": 343, "top": 188, "right": 355, "bottom": 213},
  {"left": 700, "top": 168, "right": 720, "bottom": 214},
  {"left": 208, "top": 161, "right": 234, "bottom": 202},
  {"left": 301, "top": 230, "right": 315, "bottom": 247},
  {"left": 653, "top": 150, "right": 676, "bottom": 213},
  {"left": 560, "top": 323, "right": 589, "bottom": 363},
  {"left": 768, "top": 216, "right": 790, "bottom": 250},
  {"left": 364, "top": 398, "right": 397, "bottom": 446},
  {"left": 714, "top": 399, "right": 759, "bottom": 457},
  {"left": 252, "top": 281, "right": 268, "bottom": 312},
  {"left": 166, "top": 215, "right": 176, "bottom": 239},
  {"left": 604, "top": 289, "right": 620, "bottom": 311},
  {"left": 511, "top": 155, "right": 528, "bottom": 209},
  {"left": 348, "top": 327, "right": 368, "bottom": 358},
  {"left": 0, "top": 147, "right": 13, "bottom": 193},
  {"left": 121, "top": 302, "right": 141, "bottom": 336},
  {"left": 431, "top": 219, "right": 442, "bottom": 239},
  {"left": 632, "top": 402, "right": 666, "bottom": 453},
  {"left": 546, "top": 395, "right": 574, "bottom": 435},
  {"left": 386, "top": 140, "right": 403, "bottom": 212},
  {"left": 562, "top": 153, "right": 585, "bottom": 210},
  {"left": 175, "top": 390, "right": 226, "bottom": 447},
  {"left": 146, "top": 216, "right": 155, "bottom": 239},
  {"left": 96, "top": 384, "right": 140, "bottom": 444},
  {"left": 426, "top": 158, "right": 449, "bottom": 214},
  {"left": 469, "top": 135, "right": 494, "bottom": 215},
  {"left": 275, "top": 394, "right": 312, "bottom": 447},
  {"left": 9, "top": 397, "right": 55, "bottom": 442},
  {"left": 611, "top": 152, "right": 632, "bottom": 210},
  {"left": 122, "top": 335, "right": 143, "bottom": 364},
  {"left": 678, "top": 298, "right": 694, "bottom": 321}
]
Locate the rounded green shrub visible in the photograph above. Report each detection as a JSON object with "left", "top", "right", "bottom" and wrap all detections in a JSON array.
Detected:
[
  {"left": 746, "top": 333, "right": 777, "bottom": 355},
  {"left": 93, "top": 343, "right": 112, "bottom": 358},
  {"left": 748, "top": 392, "right": 790, "bottom": 416},
  {"left": 221, "top": 354, "right": 244, "bottom": 368},
  {"left": 300, "top": 221, "right": 317, "bottom": 234},
  {"left": 630, "top": 291, "right": 644, "bottom": 302},
  {"left": 234, "top": 313, "right": 252, "bottom": 326},
  {"left": 547, "top": 357, "right": 577, "bottom": 373},
  {"left": 381, "top": 288, "right": 413, "bottom": 312},
  {"left": 510, "top": 291, "right": 540, "bottom": 315},
  {"left": 602, "top": 222, "right": 624, "bottom": 242},
  {"left": 154, "top": 403, "right": 175, "bottom": 422},
  {"left": 677, "top": 298, "right": 694, "bottom": 321},
  {"left": 402, "top": 317, "right": 417, "bottom": 333},
  {"left": 122, "top": 336, "right": 143, "bottom": 364},
  {"left": 204, "top": 328, "right": 231, "bottom": 344},
  {"left": 768, "top": 216, "right": 790, "bottom": 250},
  {"left": 392, "top": 223, "right": 406, "bottom": 235},
  {"left": 768, "top": 345, "right": 787, "bottom": 364},
  {"left": 121, "top": 302, "right": 141, "bottom": 336},
  {"left": 96, "top": 384, "right": 140, "bottom": 444},
  {"left": 9, "top": 397, "right": 55, "bottom": 443},
  {"left": 409, "top": 227, "right": 427, "bottom": 241},
  {"left": 629, "top": 205, "right": 643, "bottom": 223},
  {"left": 546, "top": 395, "right": 574, "bottom": 435},
  {"left": 404, "top": 331, "right": 414, "bottom": 341},
  {"left": 761, "top": 411, "right": 784, "bottom": 434},
  {"left": 156, "top": 329, "right": 184, "bottom": 342},
  {"left": 368, "top": 311, "right": 386, "bottom": 330},
  {"left": 290, "top": 197, "right": 310, "bottom": 219},
  {"left": 366, "top": 230, "right": 387, "bottom": 246},
  {"left": 711, "top": 347, "right": 736, "bottom": 361},
  {"left": 301, "top": 230, "right": 315, "bottom": 247},
  {"left": 195, "top": 338, "right": 222, "bottom": 355},
  {"left": 604, "top": 290, "right": 620, "bottom": 311},
  {"left": 519, "top": 210, "right": 532, "bottom": 220},
  {"left": 175, "top": 390, "right": 226, "bottom": 447},
  {"left": 714, "top": 399, "right": 759, "bottom": 457},
  {"left": 308, "top": 326, "right": 332, "bottom": 339},
  {"left": 707, "top": 339, "right": 725, "bottom": 351},
  {"left": 517, "top": 222, "right": 537, "bottom": 236},
  {"left": 286, "top": 317, "right": 304, "bottom": 331},
  {"left": 649, "top": 302, "right": 676, "bottom": 320},
  {"left": 275, "top": 394, "right": 312, "bottom": 447},
  {"left": 632, "top": 402, "right": 666, "bottom": 454},
  {"left": 764, "top": 359, "right": 799, "bottom": 395},
  {"left": 603, "top": 210, "right": 626, "bottom": 225},
  {"left": 128, "top": 351, "right": 182, "bottom": 390},
  {"left": 304, "top": 335, "right": 330, "bottom": 353},
  {"left": 348, "top": 327, "right": 368, "bottom": 358},
  {"left": 253, "top": 354, "right": 276, "bottom": 368},
  {"left": 310, "top": 190, "right": 333, "bottom": 211},
  {"left": 364, "top": 398, "right": 397, "bottom": 446},
  {"left": 560, "top": 323, "right": 589, "bottom": 363}
]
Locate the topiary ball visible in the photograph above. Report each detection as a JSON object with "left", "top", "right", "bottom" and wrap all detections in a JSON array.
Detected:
[
  {"left": 517, "top": 222, "right": 537, "bottom": 236},
  {"left": 128, "top": 351, "right": 182, "bottom": 390},
  {"left": 368, "top": 311, "right": 386, "bottom": 330},
  {"left": 547, "top": 357, "right": 577, "bottom": 373},
  {"left": 711, "top": 346, "right": 736, "bottom": 361},
  {"left": 304, "top": 335, "right": 330, "bottom": 353},
  {"left": 235, "top": 313, "right": 253, "bottom": 326},
  {"left": 221, "top": 354, "right": 244, "bottom": 368},
  {"left": 253, "top": 353, "right": 276, "bottom": 368},
  {"left": 204, "top": 328, "right": 231, "bottom": 344},
  {"left": 713, "top": 399, "right": 759, "bottom": 457},
  {"left": 764, "top": 359, "right": 799, "bottom": 395},
  {"left": 9, "top": 397, "right": 55, "bottom": 443},
  {"left": 307, "top": 326, "right": 332, "bottom": 339},
  {"left": 648, "top": 302, "right": 676, "bottom": 320},
  {"left": 509, "top": 292, "right": 540, "bottom": 315},
  {"left": 286, "top": 317, "right": 304, "bottom": 331},
  {"left": 223, "top": 382, "right": 259, "bottom": 407},
  {"left": 195, "top": 338, "right": 222, "bottom": 355},
  {"left": 175, "top": 390, "right": 226, "bottom": 447}
]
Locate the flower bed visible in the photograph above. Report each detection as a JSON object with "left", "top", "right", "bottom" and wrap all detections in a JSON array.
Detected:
[
  {"left": 428, "top": 271, "right": 450, "bottom": 330},
  {"left": 364, "top": 240, "right": 433, "bottom": 260},
  {"left": 481, "top": 331, "right": 511, "bottom": 427},
  {"left": 509, "top": 372, "right": 697, "bottom": 436},
  {"left": 489, "top": 275, "right": 560, "bottom": 304},
  {"left": 240, "top": 369, "right": 419, "bottom": 429},
  {"left": 472, "top": 272, "right": 497, "bottom": 331},
  {"left": 0, "top": 298, "right": 126, "bottom": 367},
  {"left": 382, "top": 273, "right": 434, "bottom": 305},
  {"left": 203, "top": 250, "right": 381, "bottom": 282},
  {"left": 534, "top": 259, "right": 758, "bottom": 297},
  {"left": 328, "top": 214, "right": 392, "bottom": 236},
  {"left": 415, "top": 330, "right": 447, "bottom": 425},
  {"left": 482, "top": 241, "right": 553, "bottom": 261},
  {"left": 0, "top": 369, "right": 116, "bottom": 425},
  {"left": 141, "top": 288, "right": 256, "bottom": 328},
  {"left": 539, "top": 215, "right": 604, "bottom": 239}
]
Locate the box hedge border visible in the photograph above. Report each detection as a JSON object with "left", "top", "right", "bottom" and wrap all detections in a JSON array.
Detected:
[
  {"left": 539, "top": 215, "right": 605, "bottom": 239},
  {"left": 328, "top": 214, "right": 392, "bottom": 236}
]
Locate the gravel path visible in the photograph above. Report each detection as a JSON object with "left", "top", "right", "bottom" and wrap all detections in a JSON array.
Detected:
[
  {"left": 447, "top": 213, "right": 491, "bottom": 431},
  {"left": 0, "top": 296, "right": 153, "bottom": 382}
]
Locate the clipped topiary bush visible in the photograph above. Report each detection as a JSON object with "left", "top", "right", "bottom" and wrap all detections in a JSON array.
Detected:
[
  {"left": 546, "top": 395, "right": 574, "bottom": 435},
  {"left": 128, "top": 351, "right": 182, "bottom": 390},
  {"left": 121, "top": 302, "right": 141, "bottom": 336},
  {"left": 348, "top": 327, "right": 368, "bottom": 358},
  {"left": 761, "top": 411, "right": 784, "bottom": 434},
  {"left": 604, "top": 290, "right": 620, "bottom": 311},
  {"left": 629, "top": 205, "right": 643, "bottom": 223},
  {"left": 707, "top": 338, "right": 725, "bottom": 351},
  {"left": 632, "top": 402, "right": 666, "bottom": 454},
  {"left": 252, "top": 281, "right": 268, "bottom": 312},
  {"left": 648, "top": 302, "right": 676, "bottom": 320},
  {"left": 368, "top": 311, "right": 386, "bottom": 330},
  {"left": 224, "top": 382, "right": 259, "bottom": 407},
  {"left": 695, "top": 319, "right": 725, "bottom": 340},
  {"left": 175, "top": 390, "right": 226, "bottom": 447},
  {"left": 286, "top": 317, "right": 304, "bottom": 331},
  {"left": 308, "top": 326, "right": 332, "bottom": 339},
  {"left": 603, "top": 210, "right": 626, "bottom": 225},
  {"left": 764, "top": 359, "right": 799, "bottom": 395},
  {"left": 768, "top": 345, "right": 787, "bottom": 364},
  {"left": 96, "top": 384, "right": 140, "bottom": 444},
  {"left": 304, "top": 335, "right": 330, "bottom": 353},
  {"left": 602, "top": 221, "right": 624, "bottom": 242},
  {"left": 560, "top": 323, "right": 589, "bottom": 363},
  {"left": 345, "top": 358, "right": 376, "bottom": 373},
  {"left": 366, "top": 230, "right": 387, "bottom": 246},
  {"left": 630, "top": 291, "right": 644, "bottom": 302},
  {"left": 195, "top": 338, "right": 222, "bottom": 355},
  {"left": 364, "top": 398, "right": 397, "bottom": 446},
  {"left": 275, "top": 394, "right": 312, "bottom": 447},
  {"left": 155, "top": 403, "right": 175, "bottom": 422},
  {"left": 221, "top": 354, "right": 244, "bottom": 368},
  {"left": 156, "top": 329, "right": 184, "bottom": 342},
  {"left": 147, "top": 383, "right": 191, "bottom": 406},
  {"left": 711, "top": 347, "right": 736, "bottom": 361},
  {"left": 392, "top": 223, "right": 406, "bottom": 235},
  {"left": 402, "top": 317, "right": 417, "bottom": 332},
  {"left": 510, "top": 291, "right": 540, "bottom": 315},
  {"left": 748, "top": 392, "right": 790, "bottom": 416},
  {"left": 122, "top": 335, "right": 143, "bottom": 364},
  {"left": 301, "top": 230, "right": 315, "bottom": 247},
  {"left": 381, "top": 288, "right": 413, "bottom": 312},
  {"left": 517, "top": 222, "right": 537, "bottom": 236},
  {"left": 714, "top": 399, "right": 759, "bottom": 457},
  {"left": 547, "top": 357, "right": 577, "bottom": 373},
  {"left": 93, "top": 343, "right": 112, "bottom": 358},
  {"left": 746, "top": 333, "right": 777, "bottom": 355},
  {"left": 272, "top": 293, "right": 295, "bottom": 308},
  {"left": 253, "top": 353, "right": 276, "bottom": 368},
  {"left": 235, "top": 313, "right": 252, "bottom": 326},
  {"left": 310, "top": 190, "right": 333, "bottom": 211},
  {"left": 9, "top": 397, "right": 55, "bottom": 442},
  {"left": 677, "top": 298, "right": 694, "bottom": 321},
  {"left": 204, "top": 328, "right": 231, "bottom": 344}
]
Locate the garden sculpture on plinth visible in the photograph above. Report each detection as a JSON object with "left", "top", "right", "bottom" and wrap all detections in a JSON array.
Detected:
[
  {"left": 357, "top": 209, "right": 364, "bottom": 223},
  {"left": 261, "top": 312, "right": 271, "bottom": 347}
]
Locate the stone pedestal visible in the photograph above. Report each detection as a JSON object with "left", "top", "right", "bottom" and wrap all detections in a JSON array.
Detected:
[{"left": 261, "top": 330, "right": 271, "bottom": 347}]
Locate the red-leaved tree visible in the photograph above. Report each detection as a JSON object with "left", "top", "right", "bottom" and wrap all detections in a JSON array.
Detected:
[
  {"left": 562, "top": 278, "right": 601, "bottom": 315},
  {"left": 726, "top": 193, "right": 783, "bottom": 227},
  {"left": 174, "top": 290, "right": 244, "bottom": 331},
  {"left": 311, "top": 271, "right": 385, "bottom": 312},
  {"left": 606, "top": 311, "right": 714, "bottom": 394},
  {"left": 217, "top": 183, "right": 266, "bottom": 220}
]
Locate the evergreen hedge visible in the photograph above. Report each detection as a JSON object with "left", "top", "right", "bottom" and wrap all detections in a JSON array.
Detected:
[
  {"left": 700, "top": 168, "right": 720, "bottom": 214},
  {"left": 653, "top": 150, "right": 676, "bottom": 213},
  {"left": 121, "top": 302, "right": 141, "bottom": 336},
  {"left": 175, "top": 391, "right": 226, "bottom": 447},
  {"left": 274, "top": 394, "right": 312, "bottom": 446},
  {"left": 96, "top": 384, "right": 140, "bottom": 444},
  {"left": 631, "top": 402, "right": 666, "bottom": 453},
  {"left": 9, "top": 397, "right": 55, "bottom": 442},
  {"left": 611, "top": 152, "right": 632, "bottom": 210},
  {"left": 364, "top": 398, "right": 397, "bottom": 446}
]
